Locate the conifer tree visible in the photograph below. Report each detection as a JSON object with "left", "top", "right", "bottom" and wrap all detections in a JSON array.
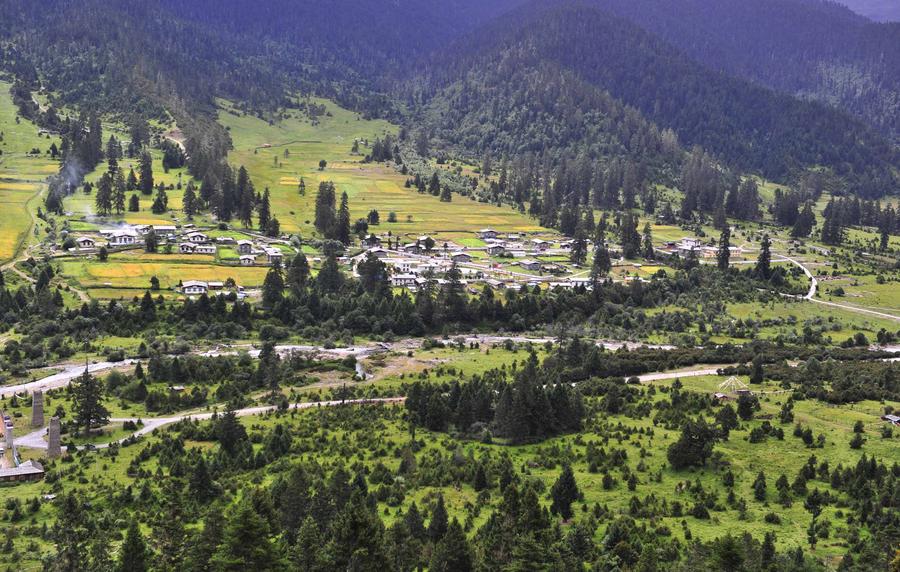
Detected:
[
  {"left": 117, "top": 520, "right": 149, "bottom": 572},
  {"left": 71, "top": 369, "right": 110, "bottom": 435},
  {"left": 550, "top": 463, "right": 580, "bottom": 521},
  {"left": 717, "top": 227, "right": 731, "bottom": 271}
]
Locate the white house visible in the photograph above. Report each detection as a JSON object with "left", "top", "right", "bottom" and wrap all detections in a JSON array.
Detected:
[
  {"left": 186, "top": 231, "right": 208, "bottom": 243},
  {"left": 75, "top": 236, "right": 96, "bottom": 249},
  {"left": 265, "top": 248, "right": 283, "bottom": 263},
  {"left": 486, "top": 244, "right": 506, "bottom": 256},
  {"left": 239, "top": 255, "right": 256, "bottom": 265},
  {"left": 179, "top": 243, "right": 196, "bottom": 254},
  {"left": 108, "top": 230, "right": 138, "bottom": 246},
  {"left": 216, "top": 236, "right": 236, "bottom": 245},
  {"left": 194, "top": 245, "right": 217, "bottom": 255},
  {"left": 153, "top": 225, "right": 177, "bottom": 233},
  {"left": 391, "top": 274, "right": 418, "bottom": 288},
  {"left": 181, "top": 280, "right": 208, "bottom": 295},
  {"left": 368, "top": 247, "right": 389, "bottom": 259},
  {"left": 236, "top": 240, "right": 254, "bottom": 254},
  {"left": 531, "top": 239, "right": 551, "bottom": 252},
  {"left": 478, "top": 228, "right": 498, "bottom": 240}
]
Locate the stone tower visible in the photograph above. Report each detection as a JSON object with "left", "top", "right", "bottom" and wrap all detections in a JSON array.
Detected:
[
  {"left": 47, "top": 417, "right": 61, "bottom": 459},
  {"left": 2, "top": 415, "right": 12, "bottom": 450},
  {"left": 31, "top": 390, "right": 44, "bottom": 428}
]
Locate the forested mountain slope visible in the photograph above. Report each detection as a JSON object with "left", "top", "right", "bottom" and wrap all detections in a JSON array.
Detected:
[
  {"left": 593, "top": 0, "right": 900, "bottom": 144},
  {"left": 413, "top": 2, "right": 898, "bottom": 196}
]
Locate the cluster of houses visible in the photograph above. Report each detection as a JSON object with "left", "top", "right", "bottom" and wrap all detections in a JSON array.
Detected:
[
  {"left": 178, "top": 280, "right": 246, "bottom": 298},
  {"left": 74, "top": 226, "right": 288, "bottom": 266},
  {"left": 661, "top": 237, "right": 744, "bottom": 259}
]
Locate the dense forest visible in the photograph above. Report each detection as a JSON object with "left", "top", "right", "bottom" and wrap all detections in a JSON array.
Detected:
[{"left": 1, "top": 0, "right": 899, "bottom": 199}]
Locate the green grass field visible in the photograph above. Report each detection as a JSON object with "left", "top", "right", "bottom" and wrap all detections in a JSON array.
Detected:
[
  {"left": 218, "top": 98, "right": 543, "bottom": 238},
  {"left": 0, "top": 80, "right": 61, "bottom": 264}
]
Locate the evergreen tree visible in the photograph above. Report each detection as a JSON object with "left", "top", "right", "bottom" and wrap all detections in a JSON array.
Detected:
[
  {"left": 753, "top": 471, "right": 767, "bottom": 501},
  {"left": 550, "top": 463, "right": 580, "bottom": 521},
  {"left": 429, "top": 519, "right": 472, "bottom": 572},
  {"left": 258, "top": 188, "right": 271, "bottom": 231},
  {"left": 641, "top": 222, "right": 654, "bottom": 259},
  {"left": 667, "top": 418, "right": 717, "bottom": 469},
  {"left": 717, "top": 227, "right": 731, "bottom": 271},
  {"left": 287, "top": 252, "right": 310, "bottom": 296},
  {"left": 128, "top": 194, "right": 140, "bottom": 212},
  {"left": 151, "top": 185, "right": 168, "bottom": 214},
  {"left": 754, "top": 234, "right": 772, "bottom": 280},
  {"left": 113, "top": 170, "right": 127, "bottom": 215},
  {"left": 144, "top": 229, "right": 159, "bottom": 253},
  {"left": 211, "top": 498, "right": 283, "bottom": 571},
  {"left": 117, "top": 521, "right": 149, "bottom": 572},
  {"left": 95, "top": 173, "right": 113, "bottom": 216},
  {"left": 138, "top": 152, "right": 154, "bottom": 195},
  {"left": 71, "top": 369, "right": 110, "bottom": 434},
  {"left": 570, "top": 227, "right": 588, "bottom": 266},
  {"left": 427, "top": 494, "right": 449, "bottom": 542},
  {"left": 336, "top": 192, "right": 351, "bottom": 244},
  {"left": 262, "top": 261, "right": 285, "bottom": 308},
  {"left": 182, "top": 181, "right": 198, "bottom": 219},
  {"left": 314, "top": 181, "right": 336, "bottom": 237}
]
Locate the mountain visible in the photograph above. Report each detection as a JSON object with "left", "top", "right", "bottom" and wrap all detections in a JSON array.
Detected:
[
  {"left": 591, "top": 0, "right": 900, "bottom": 144},
  {"left": 838, "top": 0, "right": 900, "bottom": 21},
  {"left": 413, "top": 2, "right": 898, "bottom": 196}
]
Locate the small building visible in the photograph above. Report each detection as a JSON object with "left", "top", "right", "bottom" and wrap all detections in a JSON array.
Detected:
[
  {"left": 236, "top": 240, "right": 254, "bottom": 254},
  {"left": 208, "top": 281, "right": 224, "bottom": 290},
  {"left": 194, "top": 244, "right": 217, "bottom": 255},
  {"left": 239, "top": 255, "right": 256, "bottom": 265},
  {"left": 186, "top": 232, "right": 208, "bottom": 243},
  {"left": 391, "top": 274, "right": 418, "bottom": 288},
  {"left": 368, "top": 248, "right": 389, "bottom": 259},
  {"left": 713, "top": 392, "right": 731, "bottom": 401},
  {"left": 75, "top": 236, "right": 96, "bottom": 249},
  {"left": 361, "top": 235, "right": 382, "bottom": 248},
  {"left": 179, "top": 243, "right": 196, "bottom": 254},
  {"left": 402, "top": 243, "right": 423, "bottom": 255},
  {"left": 451, "top": 252, "right": 473, "bottom": 264},
  {"left": 181, "top": 281, "right": 208, "bottom": 295},
  {"left": 0, "top": 460, "right": 44, "bottom": 483},
  {"left": 486, "top": 244, "right": 506, "bottom": 256},
  {"left": 265, "top": 248, "right": 283, "bottom": 264},
  {"left": 531, "top": 239, "right": 551, "bottom": 251},
  {"left": 478, "top": 228, "right": 498, "bottom": 240},
  {"left": 882, "top": 414, "right": 900, "bottom": 426},
  {"left": 153, "top": 225, "right": 177, "bottom": 233},
  {"left": 108, "top": 230, "right": 138, "bottom": 247},
  {"left": 216, "top": 236, "right": 236, "bottom": 245},
  {"left": 519, "top": 259, "right": 542, "bottom": 272}
]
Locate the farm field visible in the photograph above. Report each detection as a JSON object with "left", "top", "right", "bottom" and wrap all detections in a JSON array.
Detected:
[
  {"left": 59, "top": 253, "right": 270, "bottom": 292},
  {"left": 0, "top": 80, "right": 60, "bottom": 264},
  {"left": 218, "top": 98, "right": 543, "bottom": 237}
]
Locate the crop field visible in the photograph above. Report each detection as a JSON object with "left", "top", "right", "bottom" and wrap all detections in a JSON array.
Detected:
[
  {"left": 59, "top": 253, "right": 270, "bottom": 292},
  {"left": 218, "top": 98, "right": 543, "bottom": 237},
  {"left": 0, "top": 80, "right": 60, "bottom": 264}
]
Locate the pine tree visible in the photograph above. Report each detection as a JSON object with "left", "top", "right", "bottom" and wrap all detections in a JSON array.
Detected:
[
  {"left": 755, "top": 234, "right": 772, "bottom": 280},
  {"left": 262, "top": 261, "right": 285, "bottom": 308},
  {"left": 151, "top": 185, "right": 168, "bottom": 214},
  {"left": 71, "top": 369, "right": 110, "bottom": 434},
  {"left": 113, "top": 169, "right": 125, "bottom": 215},
  {"left": 336, "top": 192, "right": 351, "bottom": 245},
  {"left": 314, "top": 181, "right": 336, "bottom": 237},
  {"left": 128, "top": 194, "right": 140, "bottom": 212},
  {"left": 717, "top": 227, "right": 731, "bottom": 271},
  {"left": 286, "top": 253, "right": 310, "bottom": 296},
  {"left": 258, "top": 188, "right": 271, "bottom": 231},
  {"left": 427, "top": 494, "right": 449, "bottom": 542},
  {"left": 95, "top": 173, "right": 113, "bottom": 216},
  {"left": 117, "top": 520, "right": 149, "bottom": 572},
  {"left": 182, "top": 181, "right": 197, "bottom": 219},
  {"left": 138, "top": 152, "right": 154, "bottom": 195},
  {"left": 211, "top": 498, "right": 283, "bottom": 571},
  {"left": 550, "top": 463, "right": 580, "bottom": 521},
  {"left": 429, "top": 519, "right": 472, "bottom": 572},
  {"left": 641, "top": 222, "right": 654, "bottom": 259}
]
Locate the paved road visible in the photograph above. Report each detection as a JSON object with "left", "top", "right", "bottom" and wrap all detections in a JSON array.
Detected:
[
  {"left": 783, "top": 257, "right": 900, "bottom": 322},
  {"left": 17, "top": 397, "right": 405, "bottom": 450}
]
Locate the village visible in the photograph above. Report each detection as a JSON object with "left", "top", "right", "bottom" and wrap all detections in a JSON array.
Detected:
[{"left": 51, "top": 218, "right": 758, "bottom": 299}]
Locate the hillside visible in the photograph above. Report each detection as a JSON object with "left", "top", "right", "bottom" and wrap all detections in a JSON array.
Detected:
[
  {"left": 593, "top": 0, "right": 900, "bottom": 145},
  {"left": 414, "top": 2, "right": 899, "bottom": 196}
]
